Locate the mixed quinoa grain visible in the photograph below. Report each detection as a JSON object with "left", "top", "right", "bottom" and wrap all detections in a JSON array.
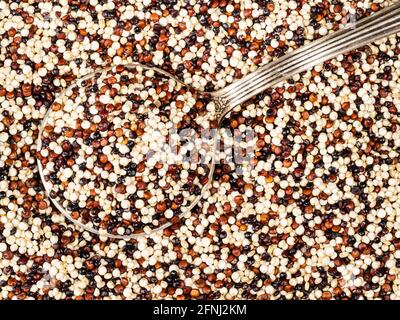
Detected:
[{"left": 1, "top": 0, "right": 400, "bottom": 300}]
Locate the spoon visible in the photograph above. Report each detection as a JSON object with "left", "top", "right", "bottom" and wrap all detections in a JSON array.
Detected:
[{"left": 37, "top": 2, "right": 400, "bottom": 239}]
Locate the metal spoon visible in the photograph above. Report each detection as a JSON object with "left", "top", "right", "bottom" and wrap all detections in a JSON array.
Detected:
[{"left": 37, "top": 2, "right": 400, "bottom": 239}]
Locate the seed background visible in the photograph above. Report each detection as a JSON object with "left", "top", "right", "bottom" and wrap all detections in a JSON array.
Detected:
[{"left": 0, "top": 0, "right": 400, "bottom": 299}]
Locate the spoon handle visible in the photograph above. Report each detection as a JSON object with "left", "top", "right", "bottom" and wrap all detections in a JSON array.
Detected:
[{"left": 214, "top": 2, "right": 400, "bottom": 119}]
